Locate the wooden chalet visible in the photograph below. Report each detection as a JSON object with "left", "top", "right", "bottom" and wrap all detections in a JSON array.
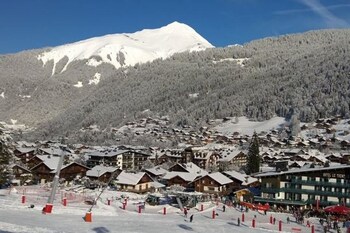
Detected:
[
  {"left": 115, "top": 171, "right": 153, "bottom": 193},
  {"left": 86, "top": 165, "right": 121, "bottom": 183},
  {"left": 13, "top": 147, "right": 37, "bottom": 165},
  {"left": 161, "top": 172, "right": 199, "bottom": 189},
  {"left": 194, "top": 172, "right": 234, "bottom": 196},
  {"left": 60, "top": 162, "right": 90, "bottom": 181}
]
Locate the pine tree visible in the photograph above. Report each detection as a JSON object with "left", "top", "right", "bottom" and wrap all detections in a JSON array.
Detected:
[
  {"left": 0, "top": 131, "right": 12, "bottom": 187},
  {"left": 246, "top": 132, "right": 260, "bottom": 175}
]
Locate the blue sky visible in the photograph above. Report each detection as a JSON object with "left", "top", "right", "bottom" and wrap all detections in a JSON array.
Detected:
[{"left": 1, "top": 0, "right": 350, "bottom": 54}]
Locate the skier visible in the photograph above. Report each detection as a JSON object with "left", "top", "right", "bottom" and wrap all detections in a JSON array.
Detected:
[{"left": 184, "top": 207, "right": 188, "bottom": 218}]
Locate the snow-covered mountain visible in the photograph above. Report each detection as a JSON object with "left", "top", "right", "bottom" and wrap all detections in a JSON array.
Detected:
[{"left": 38, "top": 21, "right": 214, "bottom": 75}]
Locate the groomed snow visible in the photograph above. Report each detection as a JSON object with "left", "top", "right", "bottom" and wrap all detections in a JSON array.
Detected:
[
  {"left": 38, "top": 22, "right": 214, "bottom": 75},
  {"left": 213, "top": 117, "right": 286, "bottom": 136},
  {"left": 0, "top": 185, "right": 335, "bottom": 233}
]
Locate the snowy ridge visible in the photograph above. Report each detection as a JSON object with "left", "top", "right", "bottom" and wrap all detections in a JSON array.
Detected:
[{"left": 38, "top": 22, "right": 214, "bottom": 75}]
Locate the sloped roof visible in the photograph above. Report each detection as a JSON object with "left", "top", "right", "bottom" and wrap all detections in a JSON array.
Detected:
[
  {"left": 207, "top": 172, "right": 233, "bottom": 185},
  {"left": 162, "top": 171, "right": 199, "bottom": 182},
  {"left": 61, "top": 162, "right": 90, "bottom": 171},
  {"left": 181, "top": 162, "right": 208, "bottom": 175},
  {"left": 86, "top": 165, "right": 117, "bottom": 177},
  {"left": 116, "top": 171, "right": 152, "bottom": 185},
  {"left": 37, "top": 155, "right": 61, "bottom": 170},
  {"left": 254, "top": 164, "right": 350, "bottom": 177},
  {"left": 15, "top": 147, "right": 36, "bottom": 154},
  {"left": 87, "top": 149, "right": 129, "bottom": 157},
  {"left": 39, "top": 148, "right": 70, "bottom": 156},
  {"left": 145, "top": 166, "right": 167, "bottom": 176},
  {"left": 219, "top": 149, "right": 244, "bottom": 162},
  {"left": 223, "top": 170, "right": 258, "bottom": 185}
]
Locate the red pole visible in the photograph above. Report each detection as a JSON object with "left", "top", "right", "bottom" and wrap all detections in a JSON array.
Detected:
[
  {"left": 163, "top": 207, "right": 166, "bottom": 215},
  {"left": 242, "top": 213, "right": 245, "bottom": 222},
  {"left": 44, "top": 203, "right": 53, "bottom": 214},
  {"left": 200, "top": 204, "right": 204, "bottom": 211},
  {"left": 123, "top": 203, "right": 126, "bottom": 210},
  {"left": 212, "top": 210, "right": 216, "bottom": 219},
  {"left": 21, "top": 195, "right": 26, "bottom": 204},
  {"left": 107, "top": 199, "right": 111, "bottom": 205},
  {"left": 138, "top": 205, "right": 142, "bottom": 213},
  {"left": 311, "top": 225, "right": 315, "bottom": 233},
  {"left": 270, "top": 215, "right": 273, "bottom": 224},
  {"left": 252, "top": 219, "right": 256, "bottom": 228},
  {"left": 124, "top": 198, "right": 127, "bottom": 205},
  {"left": 63, "top": 197, "right": 67, "bottom": 206},
  {"left": 279, "top": 220, "right": 282, "bottom": 231}
]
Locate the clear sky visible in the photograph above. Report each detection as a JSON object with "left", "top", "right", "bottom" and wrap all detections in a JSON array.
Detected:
[{"left": 1, "top": 0, "right": 350, "bottom": 54}]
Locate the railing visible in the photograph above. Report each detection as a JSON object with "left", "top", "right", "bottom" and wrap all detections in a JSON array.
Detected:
[{"left": 291, "top": 179, "right": 350, "bottom": 188}]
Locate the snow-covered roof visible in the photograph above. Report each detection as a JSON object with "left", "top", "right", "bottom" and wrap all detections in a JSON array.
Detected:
[
  {"left": 206, "top": 172, "right": 233, "bottom": 185},
  {"left": 116, "top": 171, "right": 151, "bottom": 185},
  {"left": 145, "top": 166, "right": 167, "bottom": 176},
  {"left": 39, "top": 148, "right": 70, "bottom": 156},
  {"left": 88, "top": 149, "right": 129, "bottom": 158},
  {"left": 223, "top": 171, "right": 258, "bottom": 185},
  {"left": 181, "top": 162, "right": 208, "bottom": 175},
  {"left": 162, "top": 172, "right": 199, "bottom": 182},
  {"left": 34, "top": 155, "right": 61, "bottom": 171},
  {"left": 15, "top": 147, "right": 36, "bottom": 154},
  {"left": 86, "top": 165, "right": 118, "bottom": 177},
  {"left": 61, "top": 162, "right": 89, "bottom": 171},
  {"left": 149, "top": 181, "right": 165, "bottom": 189},
  {"left": 219, "top": 149, "right": 244, "bottom": 162},
  {"left": 254, "top": 164, "right": 350, "bottom": 177}
]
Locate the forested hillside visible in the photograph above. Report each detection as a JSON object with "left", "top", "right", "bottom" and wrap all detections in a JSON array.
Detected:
[{"left": 1, "top": 29, "right": 350, "bottom": 143}]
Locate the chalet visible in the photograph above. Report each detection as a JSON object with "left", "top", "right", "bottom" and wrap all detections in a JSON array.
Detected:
[
  {"left": 11, "top": 164, "right": 32, "bottom": 185},
  {"left": 60, "top": 162, "right": 90, "bottom": 181},
  {"left": 115, "top": 171, "right": 153, "bottom": 193},
  {"left": 86, "top": 165, "right": 121, "bottom": 183},
  {"left": 194, "top": 172, "right": 234, "bottom": 196},
  {"left": 182, "top": 146, "right": 221, "bottom": 169},
  {"left": 13, "top": 147, "right": 37, "bottom": 165},
  {"left": 145, "top": 166, "right": 167, "bottom": 180},
  {"left": 341, "top": 153, "right": 350, "bottom": 164},
  {"left": 218, "top": 149, "right": 247, "bottom": 168},
  {"left": 161, "top": 171, "right": 199, "bottom": 189},
  {"left": 30, "top": 155, "right": 61, "bottom": 182},
  {"left": 168, "top": 162, "right": 207, "bottom": 176},
  {"left": 223, "top": 170, "right": 259, "bottom": 190}
]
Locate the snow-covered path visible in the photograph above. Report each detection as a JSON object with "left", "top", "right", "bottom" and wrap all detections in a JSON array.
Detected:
[{"left": 0, "top": 187, "right": 347, "bottom": 233}]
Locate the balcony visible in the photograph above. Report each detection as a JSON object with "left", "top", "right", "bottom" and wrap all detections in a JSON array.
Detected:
[
  {"left": 254, "top": 196, "right": 307, "bottom": 206},
  {"left": 291, "top": 179, "right": 349, "bottom": 188},
  {"left": 261, "top": 187, "right": 280, "bottom": 194},
  {"left": 281, "top": 187, "right": 348, "bottom": 198}
]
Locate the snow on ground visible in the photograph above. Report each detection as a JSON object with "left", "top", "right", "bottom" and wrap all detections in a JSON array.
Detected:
[
  {"left": 0, "top": 185, "right": 345, "bottom": 233},
  {"left": 73, "top": 82, "right": 83, "bottom": 88},
  {"left": 212, "top": 58, "right": 249, "bottom": 67},
  {"left": 213, "top": 117, "right": 286, "bottom": 136},
  {"left": 88, "top": 73, "right": 101, "bottom": 85},
  {"left": 0, "top": 92, "right": 4, "bottom": 98}
]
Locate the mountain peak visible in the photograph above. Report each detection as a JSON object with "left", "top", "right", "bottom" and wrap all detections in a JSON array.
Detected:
[{"left": 38, "top": 22, "right": 214, "bottom": 75}]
